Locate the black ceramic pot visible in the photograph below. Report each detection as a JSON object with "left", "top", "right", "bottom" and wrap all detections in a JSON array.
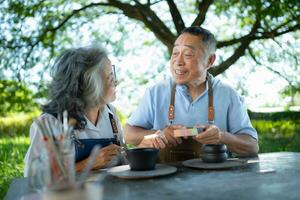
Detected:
[
  {"left": 201, "top": 144, "right": 228, "bottom": 163},
  {"left": 126, "top": 148, "right": 159, "bottom": 171},
  {"left": 202, "top": 144, "right": 227, "bottom": 154},
  {"left": 202, "top": 152, "right": 228, "bottom": 163}
]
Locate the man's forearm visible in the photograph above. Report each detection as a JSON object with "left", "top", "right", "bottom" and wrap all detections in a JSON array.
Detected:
[
  {"left": 221, "top": 132, "right": 259, "bottom": 156},
  {"left": 124, "top": 124, "right": 156, "bottom": 145}
]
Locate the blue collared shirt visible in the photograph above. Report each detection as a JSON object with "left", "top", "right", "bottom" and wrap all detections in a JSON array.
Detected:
[{"left": 127, "top": 75, "right": 257, "bottom": 139}]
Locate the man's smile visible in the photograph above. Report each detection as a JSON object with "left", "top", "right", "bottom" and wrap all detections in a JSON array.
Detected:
[{"left": 174, "top": 69, "right": 188, "bottom": 75}]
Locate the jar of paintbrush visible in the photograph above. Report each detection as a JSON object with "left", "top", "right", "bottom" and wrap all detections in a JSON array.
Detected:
[{"left": 29, "top": 111, "right": 76, "bottom": 190}]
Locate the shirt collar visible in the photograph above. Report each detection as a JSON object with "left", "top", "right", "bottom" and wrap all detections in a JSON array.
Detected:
[
  {"left": 175, "top": 80, "right": 209, "bottom": 102},
  {"left": 84, "top": 105, "right": 113, "bottom": 130}
]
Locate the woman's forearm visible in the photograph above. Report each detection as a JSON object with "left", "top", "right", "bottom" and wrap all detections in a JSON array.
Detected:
[
  {"left": 75, "top": 159, "right": 88, "bottom": 172},
  {"left": 124, "top": 123, "right": 156, "bottom": 145}
]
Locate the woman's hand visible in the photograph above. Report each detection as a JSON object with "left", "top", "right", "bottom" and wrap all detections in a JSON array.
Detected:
[
  {"left": 76, "top": 144, "right": 120, "bottom": 172},
  {"left": 138, "top": 130, "right": 168, "bottom": 149},
  {"left": 137, "top": 124, "right": 184, "bottom": 149},
  {"left": 92, "top": 144, "right": 120, "bottom": 169}
]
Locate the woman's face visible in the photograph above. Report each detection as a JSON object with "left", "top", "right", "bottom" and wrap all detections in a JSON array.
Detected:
[{"left": 102, "top": 60, "right": 117, "bottom": 103}]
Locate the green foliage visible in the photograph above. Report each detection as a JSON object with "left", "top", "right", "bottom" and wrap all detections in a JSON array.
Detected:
[
  {"left": 32, "top": 81, "right": 49, "bottom": 99},
  {"left": 0, "top": 111, "right": 39, "bottom": 137},
  {"left": 1, "top": 0, "right": 299, "bottom": 83},
  {"left": 0, "top": 136, "right": 30, "bottom": 199},
  {"left": 280, "top": 83, "right": 300, "bottom": 106},
  {"left": 281, "top": 84, "right": 300, "bottom": 97},
  {"left": 252, "top": 120, "right": 300, "bottom": 153},
  {"left": 249, "top": 110, "right": 300, "bottom": 121},
  {"left": 214, "top": 0, "right": 299, "bottom": 20},
  {"left": 0, "top": 80, "right": 39, "bottom": 116},
  {"left": 246, "top": 30, "right": 300, "bottom": 106},
  {"left": 250, "top": 111, "right": 300, "bottom": 152},
  {"left": 0, "top": 0, "right": 127, "bottom": 82},
  {"left": 116, "top": 108, "right": 126, "bottom": 126}
]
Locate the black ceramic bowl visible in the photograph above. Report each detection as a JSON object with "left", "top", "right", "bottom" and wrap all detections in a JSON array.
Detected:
[
  {"left": 202, "top": 144, "right": 227, "bottom": 154},
  {"left": 202, "top": 152, "right": 228, "bottom": 163},
  {"left": 126, "top": 148, "right": 159, "bottom": 171}
]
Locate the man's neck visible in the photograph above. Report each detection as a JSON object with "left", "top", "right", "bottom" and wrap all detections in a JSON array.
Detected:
[{"left": 187, "top": 81, "right": 206, "bottom": 101}]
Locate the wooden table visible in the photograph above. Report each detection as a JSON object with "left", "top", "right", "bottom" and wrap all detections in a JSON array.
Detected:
[{"left": 5, "top": 152, "right": 300, "bottom": 200}]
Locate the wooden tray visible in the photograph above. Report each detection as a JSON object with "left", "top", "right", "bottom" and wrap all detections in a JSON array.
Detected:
[{"left": 107, "top": 164, "right": 177, "bottom": 179}]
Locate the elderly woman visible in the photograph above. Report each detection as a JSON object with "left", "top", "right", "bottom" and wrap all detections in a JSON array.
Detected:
[{"left": 24, "top": 46, "right": 122, "bottom": 176}]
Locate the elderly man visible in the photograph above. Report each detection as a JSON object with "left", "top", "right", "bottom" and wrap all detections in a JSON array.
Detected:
[{"left": 124, "top": 26, "right": 258, "bottom": 162}]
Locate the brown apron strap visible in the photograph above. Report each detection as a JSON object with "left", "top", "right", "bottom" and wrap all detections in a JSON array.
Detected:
[
  {"left": 107, "top": 105, "right": 119, "bottom": 134},
  {"left": 168, "top": 84, "right": 176, "bottom": 124},
  {"left": 207, "top": 74, "right": 214, "bottom": 124}
]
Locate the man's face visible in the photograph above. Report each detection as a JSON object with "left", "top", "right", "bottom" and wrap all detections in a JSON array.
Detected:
[{"left": 170, "top": 33, "right": 212, "bottom": 85}]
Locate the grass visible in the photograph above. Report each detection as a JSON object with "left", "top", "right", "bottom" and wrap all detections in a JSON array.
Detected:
[
  {"left": 0, "top": 112, "right": 299, "bottom": 199},
  {"left": 0, "top": 112, "right": 38, "bottom": 199},
  {"left": 0, "top": 136, "right": 30, "bottom": 199}
]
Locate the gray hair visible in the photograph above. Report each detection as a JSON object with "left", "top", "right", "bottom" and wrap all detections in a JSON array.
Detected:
[
  {"left": 42, "top": 46, "right": 109, "bottom": 129},
  {"left": 181, "top": 26, "right": 217, "bottom": 57}
]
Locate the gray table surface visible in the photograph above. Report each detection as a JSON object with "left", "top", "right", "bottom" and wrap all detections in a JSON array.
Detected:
[{"left": 5, "top": 152, "right": 300, "bottom": 200}]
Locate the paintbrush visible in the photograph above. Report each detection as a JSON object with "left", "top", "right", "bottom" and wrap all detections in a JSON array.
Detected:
[
  {"left": 63, "top": 110, "right": 68, "bottom": 135},
  {"left": 35, "top": 118, "right": 67, "bottom": 179}
]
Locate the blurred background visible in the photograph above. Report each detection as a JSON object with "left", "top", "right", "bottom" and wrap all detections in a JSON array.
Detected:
[{"left": 0, "top": 0, "right": 299, "bottom": 198}]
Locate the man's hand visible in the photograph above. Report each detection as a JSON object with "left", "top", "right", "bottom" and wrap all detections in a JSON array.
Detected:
[
  {"left": 193, "top": 125, "right": 259, "bottom": 155},
  {"left": 193, "top": 124, "right": 224, "bottom": 144},
  {"left": 163, "top": 124, "right": 184, "bottom": 146}
]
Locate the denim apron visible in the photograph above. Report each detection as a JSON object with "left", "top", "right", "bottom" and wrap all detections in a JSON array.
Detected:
[{"left": 72, "top": 105, "right": 120, "bottom": 162}]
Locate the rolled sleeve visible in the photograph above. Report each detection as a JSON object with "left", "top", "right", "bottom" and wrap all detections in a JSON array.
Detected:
[
  {"left": 24, "top": 122, "right": 44, "bottom": 177},
  {"left": 227, "top": 92, "right": 258, "bottom": 140}
]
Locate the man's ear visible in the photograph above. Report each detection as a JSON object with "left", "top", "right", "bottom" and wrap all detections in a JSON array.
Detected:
[
  {"left": 208, "top": 54, "right": 216, "bottom": 66},
  {"left": 206, "top": 54, "right": 216, "bottom": 69}
]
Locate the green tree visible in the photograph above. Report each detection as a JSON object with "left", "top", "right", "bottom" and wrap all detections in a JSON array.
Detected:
[
  {"left": 281, "top": 84, "right": 300, "bottom": 106},
  {"left": 0, "top": 0, "right": 299, "bottom": 83},
  {"left": 0, "top": 80, "right": 38, "bottom": 116},
  {"left": 248, "top": 31, "right": 300, "bottom": 106}
]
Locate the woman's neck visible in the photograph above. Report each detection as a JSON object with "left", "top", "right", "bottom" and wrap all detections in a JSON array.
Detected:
[{"left": 85, "top": 105, "right": 105, "bottom": 126}]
